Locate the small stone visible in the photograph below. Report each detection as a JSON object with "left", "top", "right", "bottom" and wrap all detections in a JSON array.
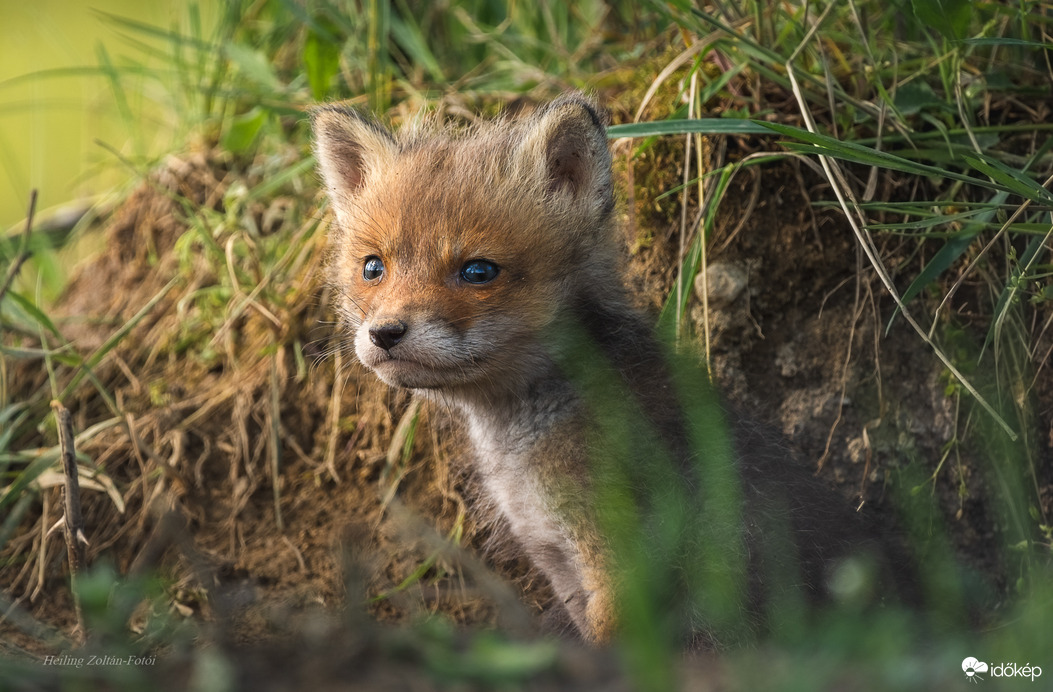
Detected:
[{"left": 694, "top": 262, "right": 747, "bottom": 307}]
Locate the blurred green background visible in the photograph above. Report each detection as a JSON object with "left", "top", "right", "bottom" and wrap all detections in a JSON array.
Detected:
[{"left": 0, "top": 1, "right": 215, "bottom": 229}]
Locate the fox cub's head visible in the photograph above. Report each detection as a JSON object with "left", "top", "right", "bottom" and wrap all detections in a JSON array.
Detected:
[{"left": 312, "top": 95, "right": 618, "bottom": 395}]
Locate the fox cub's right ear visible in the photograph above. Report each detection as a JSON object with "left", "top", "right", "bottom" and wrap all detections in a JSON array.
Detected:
[
  {"left": 311, "top": 106, "right": 398, "bottom": 222},
  {"left": 515, "top": 94, "right": 613, "bottom": 222}
]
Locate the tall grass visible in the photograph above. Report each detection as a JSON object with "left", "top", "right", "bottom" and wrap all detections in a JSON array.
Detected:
[
  {"left": 628, "top": 0, "right": 1051, "bottom": 532},
  {"left": 608, "top": 0, "right": 1052, "bottom": 687}
]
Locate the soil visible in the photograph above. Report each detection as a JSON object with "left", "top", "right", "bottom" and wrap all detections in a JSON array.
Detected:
[{"left": 2, "top": 101, "right": 1051, "bottom": 690}]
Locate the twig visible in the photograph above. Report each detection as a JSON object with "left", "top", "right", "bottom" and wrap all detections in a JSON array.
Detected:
[
  {"left": 677, "top": 71, "right": 695, "bottom": 343},
  {"left": 269, "top": 350, "right": 285, "bottom": 532},
  {"left": 0, "top": 190, "right": 38, "bottom": 305},
  {"left": 50, "top": 400, "right": 89, "bottom": 644},
  {"left": 323, "top": 349, "right": 344, "bottom": 483}
]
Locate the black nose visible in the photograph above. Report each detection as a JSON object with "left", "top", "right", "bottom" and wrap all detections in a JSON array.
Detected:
[{"left": 369, "top": 319, "right": 407, "bottom": 351}]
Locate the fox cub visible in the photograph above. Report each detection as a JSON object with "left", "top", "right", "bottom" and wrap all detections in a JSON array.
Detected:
[{"left": 312, "top": 95, "right": 877, "bottom": 644}]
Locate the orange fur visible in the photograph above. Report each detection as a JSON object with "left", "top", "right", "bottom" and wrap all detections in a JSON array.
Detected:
[{"left": 313, "top": 95, "right": 639, "bottom": 642}]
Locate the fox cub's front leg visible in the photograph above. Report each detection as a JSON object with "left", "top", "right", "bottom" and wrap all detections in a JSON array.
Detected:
[{"left": 475, "top": 434, "right": 618, "bottom": 642}]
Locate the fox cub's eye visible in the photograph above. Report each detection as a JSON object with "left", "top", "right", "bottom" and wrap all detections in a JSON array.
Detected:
[
  {"left": 362, "top": 256, "right": 385, "bottom": 281},
  {"left": 460, "top": 260, "right": 500, "bottom": 285}
]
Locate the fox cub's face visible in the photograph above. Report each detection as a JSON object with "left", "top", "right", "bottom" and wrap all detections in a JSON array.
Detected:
[{"left": 312, "top": 96, "right": 616, "bottom": 394}]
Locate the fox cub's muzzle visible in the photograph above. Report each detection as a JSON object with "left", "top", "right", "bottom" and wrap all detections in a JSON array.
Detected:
[{"left": 368, "top": 318, "right": 408, "bottom": 351}]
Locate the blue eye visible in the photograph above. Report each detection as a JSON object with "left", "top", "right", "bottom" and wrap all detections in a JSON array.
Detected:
[
  {"left": 460, "top": 260, "right": 499, "bottom": 284},
  {"left": 363, "top": 256, "right": 385, "bottom": 281}
]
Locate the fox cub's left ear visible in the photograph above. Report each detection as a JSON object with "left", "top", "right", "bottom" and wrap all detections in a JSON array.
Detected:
[
  {"left": 516, "top": 94, "right": 613, "bottom": 220},
  {"left": 311, "top": 106, "right": 398, "bottom": 226}
]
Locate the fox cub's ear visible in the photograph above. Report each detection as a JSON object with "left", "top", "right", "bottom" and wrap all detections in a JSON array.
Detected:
[
  {"left": 516, "top": 94, "right": 613, "bottom": 218},
  {"left": 311, "top": 106, "right": 397, "bottom": 222}
]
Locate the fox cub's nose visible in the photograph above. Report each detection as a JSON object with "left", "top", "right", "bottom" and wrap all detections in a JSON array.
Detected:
[{"left": 369, "top": 319, "right": 408, "bottom": 351}]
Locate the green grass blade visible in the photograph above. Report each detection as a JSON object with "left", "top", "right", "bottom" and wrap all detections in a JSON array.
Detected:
[
  {"left": 0, "top": 450, "right": 59, "bottom": 513},
  {"left": 761, "top": 122, "right": 982, "bottom": 185},
  {"left": 0, "top": 418, "right": 121, "bottom": 513},
  {"left": 4, "top": 290, "right": 67, "bottom": 340},
  {"left": 390, "top": 3, "right": 445, "bottom": 83},
  {"left": 221, "top": 107, "right": 268, "bottom": 154},
  {"left": 983, "top": 231, "right": 1051, "bottom": 359},
  {"left": 247, "top": 156, "right": 318, "bottom": 201},
  {"left": 93, "top": 9, "right": 215, "bottom": 53},
  {"left": 94, "top": 43, "right": 140, "bottom": 158},
  {"left": 303, "top": 26, "right": 342, "bottom": 101},
  {"left": 0, "top": 404, "right": 30, "bottom": 455},
  {"left": 0, "top": 66, "right": 119, "bottom": 89},
  {"left": 865, "top": 207, "right": 993, "bottom": 233},
  {"left": 657, "top": 230, "right": 700, "bottom": 342},
  {"left": 655, "top": 164, "right": 736, "bottom": 340},
  {"left": 224, "top": 43, "right": 283, "bottom": 92},
  {"left": 886, "top": 199, "right": 1004, "bottom": 333},
  {"left": 608, "top": 119, "right": 772, "bottom": 139},
  {"left": 963, "top": 37, "right": 1053, "bottom": 49},
  {"left": 0, "top": 491, "right": 35, "bottom": 550},
  {"left": 962, "top": 154, "right": 1053, "bottom": 205}
]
